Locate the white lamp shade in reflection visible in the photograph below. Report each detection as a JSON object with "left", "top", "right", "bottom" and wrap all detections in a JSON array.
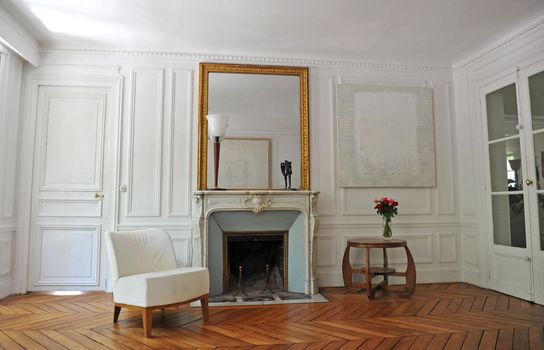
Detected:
[{"left": 206, "top": 114, "right": 229, "bottom": 142}]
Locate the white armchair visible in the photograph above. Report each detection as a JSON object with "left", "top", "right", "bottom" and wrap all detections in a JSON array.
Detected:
[{"left": 105, "top": 229, "right": 209, "bottom": 338}]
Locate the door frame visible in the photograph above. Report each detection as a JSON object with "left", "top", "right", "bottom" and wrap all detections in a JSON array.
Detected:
[{"left": 14, "top": 65, "right": 123, "bottom": 294}]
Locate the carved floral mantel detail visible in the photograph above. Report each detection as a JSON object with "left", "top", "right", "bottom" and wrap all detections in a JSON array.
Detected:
[
  {"left": 191, "top": 190, "right": 320, "bottom": 294},
  {"left": 242, "top": 194, "right": 272, "bottom": 213}
]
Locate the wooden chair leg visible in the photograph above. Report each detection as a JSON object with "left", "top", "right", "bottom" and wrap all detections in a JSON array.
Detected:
[
  {"left": 143, "top": 308, "right": 153, "bottom": 338},
  {"left": 200, "top": 294, "right": 209, "bottom": 321},
  {"left": 113, "top": 305, "right": 121, "bottom": 323}
]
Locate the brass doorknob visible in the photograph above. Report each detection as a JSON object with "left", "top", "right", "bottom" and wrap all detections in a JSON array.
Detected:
[
  {"left": 526, "top": 179, "right": 534, "bottom": 186},
  {"left": 95, "top": 192, "right": 104, "bottom": 199}
]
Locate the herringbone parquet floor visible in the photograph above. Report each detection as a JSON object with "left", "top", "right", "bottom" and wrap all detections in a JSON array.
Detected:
[{"left": 0, "top": 283, "right": 543, "bottom": 349}]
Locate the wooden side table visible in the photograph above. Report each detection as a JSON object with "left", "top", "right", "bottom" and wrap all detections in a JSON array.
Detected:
[{"left": 342, "top": 238, "right": 416, "bottom": 299}]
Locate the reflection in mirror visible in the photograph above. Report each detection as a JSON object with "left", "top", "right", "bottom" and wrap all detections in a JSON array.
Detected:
[
  {"left": 198, "top": 63, "right": 309, "bottom": 191},
  {"left": 206, "top": 73, "right": 300, "bottom": 189}
]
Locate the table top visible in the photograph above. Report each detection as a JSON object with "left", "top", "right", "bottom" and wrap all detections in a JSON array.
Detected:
[{"left": 346, "top": 238, "right": 407, "bottom": 248}]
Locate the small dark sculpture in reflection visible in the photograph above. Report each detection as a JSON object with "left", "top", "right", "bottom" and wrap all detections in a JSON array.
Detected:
[{"left": 281, "top": 160, "right": 292, "bottom": 190}]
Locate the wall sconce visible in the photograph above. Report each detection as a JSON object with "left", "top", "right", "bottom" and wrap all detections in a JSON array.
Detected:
[{"left": 206, "top": 114, "right": 229, "bottom": 190}]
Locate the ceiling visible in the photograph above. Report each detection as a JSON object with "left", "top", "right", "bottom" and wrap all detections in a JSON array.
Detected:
[{"left": 4, "top": 0, "right": 544, "bottom": 67}]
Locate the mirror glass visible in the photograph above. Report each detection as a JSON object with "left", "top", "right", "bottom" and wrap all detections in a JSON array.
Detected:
[
  {"left": 198, "top": 63, "right": 309, "bottom": 190},
  {"left": 207, "top": 73, "right": 300, "bottom": 189}
]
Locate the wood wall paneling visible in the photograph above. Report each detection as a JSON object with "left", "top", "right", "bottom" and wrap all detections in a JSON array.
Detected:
[{"left": 16, "top": 52, "right": 462, "bottom": 292}]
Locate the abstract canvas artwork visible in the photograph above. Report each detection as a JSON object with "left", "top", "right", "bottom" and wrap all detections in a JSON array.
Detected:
[{"left": 336, "top": 84, "right": 436, "bottom": 187}]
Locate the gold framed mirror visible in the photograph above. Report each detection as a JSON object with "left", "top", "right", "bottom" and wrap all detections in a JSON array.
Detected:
[{"left": 197, "top": 63, "right": 310, "bottom": 190}]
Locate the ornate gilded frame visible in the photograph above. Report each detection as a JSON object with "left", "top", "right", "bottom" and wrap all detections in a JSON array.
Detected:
[{"left": 197, "top": 63, "right": 310, "bottom": 190}]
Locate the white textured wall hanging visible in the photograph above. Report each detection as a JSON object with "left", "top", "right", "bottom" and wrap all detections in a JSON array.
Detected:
[{"left": 336, "top": 84, "right": 436, "bottom": 187}]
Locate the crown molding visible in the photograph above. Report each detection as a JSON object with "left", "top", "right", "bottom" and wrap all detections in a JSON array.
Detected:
[
  {"left": 39, "top": 48, "right": 452, "bottom": 73},
  {"left": 453, "top": 17, "right": 544, "bottom": 72}
]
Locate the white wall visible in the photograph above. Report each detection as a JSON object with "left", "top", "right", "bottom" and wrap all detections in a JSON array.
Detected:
[
  {"left": 16, "top": 49, "right": 459, "bottom": 290},
  {"left": 0, "top": 45, "right": 24, "bottom": 298},
  {"left": 312, "top": 65, "right": 458, "bottom": 286},
  {"left": 453, "top": 20, "right": 544, "bottom": 287}
]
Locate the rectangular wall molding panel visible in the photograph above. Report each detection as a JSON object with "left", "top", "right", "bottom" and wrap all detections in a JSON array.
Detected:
[
  {"left": 167, "top": 69, "right": 192, "bottom": 218},
  {"left": 36, "top": 225, "right": 100, "bottom": 286},
  {"left": 126, "top": 68, "right": 164, "bottom": 217}
]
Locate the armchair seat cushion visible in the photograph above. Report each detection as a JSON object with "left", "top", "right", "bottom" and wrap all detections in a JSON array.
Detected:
[{"left": 114, "top": 267, "right": 209, "bottom": 307}]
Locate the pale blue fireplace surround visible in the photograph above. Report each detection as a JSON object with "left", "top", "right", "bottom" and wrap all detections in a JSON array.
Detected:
[{"left": 208, "top": 210, "right": 306, "bottom": 296}]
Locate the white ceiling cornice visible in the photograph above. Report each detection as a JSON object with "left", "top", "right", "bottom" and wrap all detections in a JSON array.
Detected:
[{"left": 39, "top": 48, "right": 452, "bottom": 73}]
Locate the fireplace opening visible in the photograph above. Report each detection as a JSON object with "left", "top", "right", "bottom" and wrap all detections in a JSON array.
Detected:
[{"left": 224, "top": 232, "right": 287, "bottom": 294}]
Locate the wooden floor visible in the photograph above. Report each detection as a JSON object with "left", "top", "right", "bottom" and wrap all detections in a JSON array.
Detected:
[{"left": 0, "top": 283, "right": 543, "bottom": 349}]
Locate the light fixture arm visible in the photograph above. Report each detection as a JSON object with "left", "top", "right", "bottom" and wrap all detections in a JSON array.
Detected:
[{"left": 213, "top": 138, "right": 221, "bottom": 189}]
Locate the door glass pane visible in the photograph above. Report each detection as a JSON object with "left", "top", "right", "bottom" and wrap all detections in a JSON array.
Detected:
[
  {"left": 533, "top": 132, "right": 544, "bottom": 190},
  {"left": 538, "top": 194, "right": 544, "bottom": 251},
  {"left": 531, "top": 71, "right": 544, "bottom": 251},
  {"left": 529, "top": 71, "right": 544, "bottom": 130},
  {"left": 492, "top": 194, "right": 526, "bottom": 248},
  {"left": 486, "top": 84, "right": 519, "bottom": 141},
  {"left": 489, "top": 139, "right": 523, "bottom": 192}
]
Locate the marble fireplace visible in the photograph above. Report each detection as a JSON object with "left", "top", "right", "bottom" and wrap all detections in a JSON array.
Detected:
[{"left": 191, "top": 190, "right": 319, "bottom": 295}]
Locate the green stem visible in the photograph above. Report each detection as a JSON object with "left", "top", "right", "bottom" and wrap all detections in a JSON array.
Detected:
[{"left": 383, "top": 217, "right": 392, "bottom": 238}]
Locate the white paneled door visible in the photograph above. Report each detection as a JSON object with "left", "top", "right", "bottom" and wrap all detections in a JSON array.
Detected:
[
  {"left": 482, "top": 61, "right": 544, "bottom": 304},
  {"left": 28, "top": 84, "right": 119, "bottom": 291}
]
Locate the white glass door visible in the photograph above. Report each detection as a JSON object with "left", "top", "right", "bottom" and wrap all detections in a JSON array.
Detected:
[
  {"left": 519, "top": 62, "right": 544, "bottom": 305},
  {"left": 482, "top": 75, "right": 533, "bottom": 301},
  {"left": 483, "top": 62, "right": 544, "bottom": 304}
]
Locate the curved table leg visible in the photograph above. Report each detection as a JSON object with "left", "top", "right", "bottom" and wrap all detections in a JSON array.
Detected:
[
  {"left": 342, "top": 245, "right": 352, "bottom": 287},
  {"left": 365, "top": 247, "right": 374, "bottom": 299},
  {"left": 382, "top": 248, "right": 389, "bottom": 289},
  {"left": 404, "top": 246, "right": 416, "bottom": 295}
]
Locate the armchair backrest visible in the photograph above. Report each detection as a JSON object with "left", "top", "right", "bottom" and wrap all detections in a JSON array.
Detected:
[{"left": 105, "top": 229, "right": 178, "bottom": 280}]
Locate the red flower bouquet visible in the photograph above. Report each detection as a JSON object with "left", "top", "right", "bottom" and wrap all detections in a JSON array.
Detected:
[{"left": 373, "top": 197, "right": 399, "bottom": 238}]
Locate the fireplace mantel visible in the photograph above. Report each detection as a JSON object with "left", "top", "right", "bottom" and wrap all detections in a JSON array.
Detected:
[{"left": 191, "top": 190, "right": 319, "bottom": 294}]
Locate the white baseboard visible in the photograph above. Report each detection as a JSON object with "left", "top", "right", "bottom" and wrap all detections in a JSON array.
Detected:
[
  {"left": 461, "top": 268, "right": 482, "bottom": 286},
  {"left": 0, "top": 279, "right": 12, "bottom": 300}
]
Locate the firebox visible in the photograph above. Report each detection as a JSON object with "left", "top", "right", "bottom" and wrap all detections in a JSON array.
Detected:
[{"left": 223, "top": 231, "right": 288, "bottom": 294}]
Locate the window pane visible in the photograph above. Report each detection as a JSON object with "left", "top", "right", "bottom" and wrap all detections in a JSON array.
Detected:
[
  {"left": 486, "top": 84, "right": 519, "bottom": 141},
  {"left": 492, "top": 194, "right": 526, "bottom": 248},
  {"left": 489, "top": 139, "right": 522, "bottom": 192}
]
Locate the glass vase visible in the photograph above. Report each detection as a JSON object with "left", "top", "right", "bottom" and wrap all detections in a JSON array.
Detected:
[{"left": 382, "top": 217, "right": 392, "bottom": 239}]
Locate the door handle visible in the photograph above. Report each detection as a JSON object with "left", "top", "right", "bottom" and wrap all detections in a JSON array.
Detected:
[
  {"left": 95, "top": 192, "right": 104, "bottom": 199},
  {"left": 525, "top": 179, "right": 534, "bottom": 186}
]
